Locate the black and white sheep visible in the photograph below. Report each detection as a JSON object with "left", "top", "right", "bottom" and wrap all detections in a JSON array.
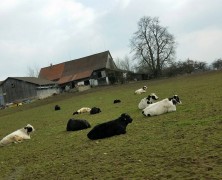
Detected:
[
  {"left": 73, "top": 107, "right": 91, "bottom": 115},
  {"left": 142, "top": 95, "right": 182, "bottom": 117},
  {"left": 0, "top": 124, "right": 35, "bottom": 146},
  {"left": 134, "top": 86, "right": 148, "bottom": 94},
  {"left": 66, "top": 119, "right": 91, "bottom": 131},
  {"left": 55, "top": 105, "right": 61, "bottom": 111},
  {"left": 87, "top": 113, "right": 133, "bottom": 140},
  {"left": 138, "top": 93, "right": 159, "bottom": 110},
  {"left": 90, "top": 107, "right": 101, "bottom": 115}
]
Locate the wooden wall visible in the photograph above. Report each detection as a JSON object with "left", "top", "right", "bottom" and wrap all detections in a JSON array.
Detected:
[{"left": 1, "top": 78, "right": 37, "bottom": 103}]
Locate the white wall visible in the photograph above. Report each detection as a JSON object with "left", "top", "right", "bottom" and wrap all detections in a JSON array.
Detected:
[{"left": 37, "top": 88, "right": 59, "bottom": 99}]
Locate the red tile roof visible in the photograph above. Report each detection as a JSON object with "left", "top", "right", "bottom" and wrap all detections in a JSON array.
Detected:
[
  {"left": 39, "top": 51, "right": 118, "bottom": 84},
  {"left": 39, "top": 63, "right": 65, "bottom": 81}
]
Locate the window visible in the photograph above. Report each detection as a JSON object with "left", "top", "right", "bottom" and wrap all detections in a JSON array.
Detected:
[{"left": 97, "top": 72, "right": 102, "bottom": 78}]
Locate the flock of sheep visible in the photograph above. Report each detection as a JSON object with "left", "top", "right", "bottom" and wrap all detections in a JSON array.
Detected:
[{"left": 0, "top": 85, "right": 181, "bottom": 147}]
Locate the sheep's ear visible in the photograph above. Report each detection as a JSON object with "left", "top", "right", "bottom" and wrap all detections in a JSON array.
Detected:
[{"left": 121, "top": 113, "right": 126, "bottom": 117}]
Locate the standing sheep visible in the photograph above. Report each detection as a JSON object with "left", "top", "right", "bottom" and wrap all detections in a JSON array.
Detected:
[
  {"left": 138, "top": 93, "right": 159, "bottom": 110},
  {"left": 87, "top": 113, "right": 133, "bottom": 140},
  {"left": 142, "top": 95, "right": 182, "bottom": 117}
]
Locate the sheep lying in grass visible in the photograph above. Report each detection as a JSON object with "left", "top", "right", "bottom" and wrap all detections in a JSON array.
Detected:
[
  {"left": 142, "top": 95, "right": 182, "bottom": 117},
  {"left": 113, "top": 99, "right": 121, "bottom": 104},
  {"left": 135, "top": 86, "right": 147, "bottom": 94},
  {"left": 66, "top": 119, "right": 91, "bottom": 131},
  {"left": 87, "top": 113, "right": 133, "bottom": 140},
  {"left": 138, "top": 93, "right": 159, "bottom": 110},
  {"left": 90, "top": 107, "right": 101, "bottom": 115},
  {"left": 0, "top": 124, "right": 35, "bottom": 147},
  {"left": 73, "top": 107, "right": 91, "bottom": 115},
  {"left": 55, "top": 105, "right": 61, "bottom": 111}
]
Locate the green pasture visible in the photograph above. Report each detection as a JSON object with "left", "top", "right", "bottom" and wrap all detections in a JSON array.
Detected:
[{"left": 0, "top": 71, "right": 222, "bottom": 179}]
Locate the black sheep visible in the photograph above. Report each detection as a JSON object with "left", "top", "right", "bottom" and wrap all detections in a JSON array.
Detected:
[
  {"left": 90, "top": 107, "right": 101, "bottom": 115},
  {"left": 66, "top": 119, "right": 91, "bottom": 131},
  {"left": 55, "top": 105, "right": 61, "bottom": 111},
  {"left": 87, "top": 113, "right": 133, "bottom": 140},
  {"left": 113, "top": 99, "right": 121, "bottom": 104}
]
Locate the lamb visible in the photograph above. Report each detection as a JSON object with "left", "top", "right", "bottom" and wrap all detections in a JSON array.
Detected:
[
  {"left": 142, "top": 95, "right": 182, "bottom": 117},
  {"left": 87, "top": 113, "right": 133, "bottom": 140},
  {"left": 0, "top": 124, "right": 35, "bottom": 146},
  {"left": 55, "top": 105, "right": 61, "bottom": 111},
  {"left": 66, "top": 119, "right": 91, "bottom": 131},
  {"left": 138, "top": 93, "right": 159, "bottom": 110},
  {"left": 73, "top": 107, "right": 91, "bottom": 115},
  {"left": 134, "top": 86, "right": 147, "bottom": 94},
  {"left": 90, "top": 107, "right": 101, "bottom": 115}
]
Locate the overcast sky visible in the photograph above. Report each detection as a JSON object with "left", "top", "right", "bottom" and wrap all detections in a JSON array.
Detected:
[{"left": 0, "top": 0, "right": 221, "bottom": 80}]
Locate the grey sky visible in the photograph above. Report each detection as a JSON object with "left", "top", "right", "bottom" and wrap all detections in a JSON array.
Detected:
[{"left": 0, "top": 0, "right": 221, "bottom": 80}]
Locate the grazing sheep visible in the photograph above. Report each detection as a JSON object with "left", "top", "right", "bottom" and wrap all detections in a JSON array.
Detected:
[
  {"left": 87, "top": 113, "right": 133, "bottom": 140},
  {"left": 55, "top": 105, "right": 61, "bottom": 111},
  {"left": 142, "top": 95, "right": 182, "bottom": 117},
  {"left": 138, "top": 93, "right": 159, "bottom": 110},
  {"left": 113, "top": 99, "right": 121, "bottom": 104},
  {"left": 73, "top": 107, "right": 91, "bottom": 115},
  {"left": 0, "top": 124, "right": 35, "bottom": 147},
  {"left": 90, "top": 107, "right": 101, "bottom": 115},
  {"left": 134, "top": 86, "right": 148, "bottom": 94},
  {"left": 66, "top": 119, "right": 91, "bottom": 131}
]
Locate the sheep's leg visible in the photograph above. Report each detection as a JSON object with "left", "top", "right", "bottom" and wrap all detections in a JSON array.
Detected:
[
  {"left": 13, "top": 135, "right": 23, "bottom": 143},
  {"left": 116, "top": 126, "right": 126, "bottom": 135}
]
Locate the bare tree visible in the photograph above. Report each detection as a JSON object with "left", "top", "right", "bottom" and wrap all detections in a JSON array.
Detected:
[
  {"left": 130, "top": 16, "right": 176, "bottom": 77},
  {"left": 27, "top": 64, "right": 40, "bottom": 77},
  {"left": 115, "top": 55, "right": 134, "bottom": 72}
]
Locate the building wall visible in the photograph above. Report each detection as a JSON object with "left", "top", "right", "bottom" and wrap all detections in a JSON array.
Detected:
[
  {"left": 37, "top": 88, "right": 59, "bottom": 99},
  {"left": 0, "top": 86, "right": 4, "bottom": 106},
  {"left": 1, "top": 78, "right": 37, "bottom": 104}
]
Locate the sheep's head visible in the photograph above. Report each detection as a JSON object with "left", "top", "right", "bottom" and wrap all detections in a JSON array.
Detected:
[
  {"left": 169, "top": 95, "right": 182, "bottom": 105},
  {"left": 120, "top": 113, "right": 133, "bottom": 124},
  {"left": 146, "top": 93, "right": 159, "bottom": 104},
  {"left": 142, "top": 86, "right": 147, "bottom": 90},
  {"left": 24, "top": 124, "right": 35, "bottom": 134},
  {"left": 147, "top": 93, "right": 159, "bottom": 100}
]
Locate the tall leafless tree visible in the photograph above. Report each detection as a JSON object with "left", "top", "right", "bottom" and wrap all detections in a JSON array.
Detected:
[
  {"left": 130, "top": 16, "right": 176, "bottom": 77},
  {"left": 115, "top": 55, "right": 134, "bottom": 72},
  {"left": 27, "top": 64, "right": 40, "bottom": 77}
]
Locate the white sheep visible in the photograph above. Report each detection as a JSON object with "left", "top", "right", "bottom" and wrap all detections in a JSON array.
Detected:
[
  {"left": 138, "top": 93, "right": 159, "bottom": 110},
  {"left": 0, "top": 124, "right": 35, "bottom": 146},
  {"left": 134, "top": 86, "right": 147, "bottom": 94},
  {"left": 142, "top": 95, "right": 182, "bottom": 117},
  {"left": 73, "top": 107, "right": 91, "bottom": 115}
]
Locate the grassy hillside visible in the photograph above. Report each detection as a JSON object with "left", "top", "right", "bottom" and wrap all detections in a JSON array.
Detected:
[{"left": 0, "top": 71, "right": 222, "bottom": 179}]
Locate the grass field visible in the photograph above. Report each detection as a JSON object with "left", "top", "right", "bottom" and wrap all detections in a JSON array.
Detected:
[{"left": 0, "top": 71, "right": 222, "bottom": 179}]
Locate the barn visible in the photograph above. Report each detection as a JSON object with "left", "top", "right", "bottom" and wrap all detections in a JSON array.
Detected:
[
  {"left": 38, "top": 51, "right": 124, "bottom": 90},
  {"left": 0, "top": 77, "right": 58, "bottom": 105}
]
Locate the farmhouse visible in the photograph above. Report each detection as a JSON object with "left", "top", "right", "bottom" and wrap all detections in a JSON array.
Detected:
[
  {"left": 0, "top": 77, "right": 58, "bottom": 106},
  {"left": 38, "top": 51, "right": 125, "bottom": 90}
]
